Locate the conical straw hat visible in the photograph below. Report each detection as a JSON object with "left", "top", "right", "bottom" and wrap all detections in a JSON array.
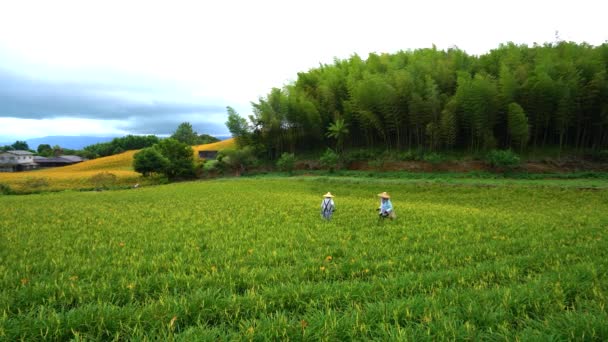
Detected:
[
  {"left": 323, "top": 192, "right": 335, "bottom": 198},
  {"left": 377, "top": 192, "right": 390, "bottom": 198}
]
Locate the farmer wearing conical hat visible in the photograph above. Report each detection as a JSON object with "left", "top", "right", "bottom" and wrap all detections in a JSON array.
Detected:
[
  {"left": 320, "top": 192, "right": 336, "bottom": 220},
  {"left": 377, "top": 191, "right": 396, "bottom": 219}
]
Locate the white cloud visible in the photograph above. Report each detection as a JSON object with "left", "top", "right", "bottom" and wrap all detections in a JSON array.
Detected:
[{"left": 0, "top": 0, "right": 606, "bottom": 140}]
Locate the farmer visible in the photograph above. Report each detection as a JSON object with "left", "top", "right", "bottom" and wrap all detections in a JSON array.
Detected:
[
  {"left": 377, "top": 191, "right": 396, "bottom": 219},
  {"left": 320, "top": 192, "right": 336, "bottom": 220}
]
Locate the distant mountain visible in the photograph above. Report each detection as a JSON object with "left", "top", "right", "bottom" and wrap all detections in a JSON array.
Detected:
[
  {"left": 213, "top": 135, "right": 231, "bottom": 140},
  {"left": 25, "top": 136, "right": 118, "bottom": 150}
]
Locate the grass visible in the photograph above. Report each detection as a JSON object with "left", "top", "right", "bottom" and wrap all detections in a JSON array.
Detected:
[
  {"left": 251, "top": 169, "right": 608, "bottom": 189},
  {"left": 1, "top": 177, "right": 607, "bottom": 340}
]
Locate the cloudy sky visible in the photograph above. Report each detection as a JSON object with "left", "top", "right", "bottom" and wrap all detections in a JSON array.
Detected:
[{"left": 0, "top": 0, "right": 606, "bottom": 141}]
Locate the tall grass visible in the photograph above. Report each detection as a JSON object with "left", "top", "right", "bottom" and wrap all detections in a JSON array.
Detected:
[{"left": 1, "top": 177, "right": 607, "bottom": 340}]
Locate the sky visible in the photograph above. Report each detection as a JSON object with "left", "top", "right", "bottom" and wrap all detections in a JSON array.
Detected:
[{"left": 0, "top": 0, "right": 606, "bottom": 142}]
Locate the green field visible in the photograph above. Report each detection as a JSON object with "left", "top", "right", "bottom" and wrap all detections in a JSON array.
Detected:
[{"left": 2, "top": 177, "right": 608, "bottom": 340}]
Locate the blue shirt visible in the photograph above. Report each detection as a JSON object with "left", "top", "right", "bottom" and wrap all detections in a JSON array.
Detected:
[{"left": 380, "top": 199, "right": 393, "bottom": 214}]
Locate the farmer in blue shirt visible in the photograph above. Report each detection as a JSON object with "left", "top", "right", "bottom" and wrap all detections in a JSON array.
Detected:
[
  {"left": 377, "top": 192, "right": 396, "bottom": 219},
  {"left": 320, "top": 192, "right": 336, "bottom": 220}
]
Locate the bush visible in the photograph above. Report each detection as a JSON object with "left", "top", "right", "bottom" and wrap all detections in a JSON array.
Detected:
[
  {"left": 486, "top": 149, "right": 521, "bottom": 169},
  {"left": 397, "top": 150, "right": 415, "bottom": 161},
  {"left": 154, "top": 138, "right": 195, "bottom": 179},
  {"left": 423, "top": 152, "right": 444, "bottom": 165},
  {"left": 23, "top": 177, "right": 49, "bottom": 189},
  {"left": 217, "top": 147, "right": 257, "bottom": 176},
  {"left": 202, "top": 159, "right": 221, "bottom": 176},
  {"left": 368, "top": 158, "right": 385, "bottom": 171},
  {"left": 0, "top": 183, "right": 13, "bottom": 195},
  {"left": 398, "top": 149, "right": 425, "bottom": 161},
  {"left": 90, "top": 172, "right": 117, "bottom": 189},
  {"left": 345, "top": 149, "right": 376, "bottom": 162},
  {"left": 133, "top": 147, "right": 169, "bottom": 177},
  {"left": 319, "top": 148, "right": 340, "bottom": 172},
  {"left": 276, "top": 153, "right": 296, "bottom": 174}
]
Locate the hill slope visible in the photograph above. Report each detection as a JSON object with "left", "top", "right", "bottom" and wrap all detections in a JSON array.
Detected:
[{"left": 0, "top": 138, "right": 235, "bottom": 192}]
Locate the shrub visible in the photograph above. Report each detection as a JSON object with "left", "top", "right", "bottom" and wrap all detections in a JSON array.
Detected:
[
  {"left": 217, "top": 147, "right": 257, "bottom": 176},
  {"left": 155, "top": 138, "right": 195, "bottom": 179},
  {"left": 23, "top": 177, "right": 49, "bottom": 189},
  {"left": 276, "top": 153, "right": 296, "bottom": 174},
  {"left": 423, "top": 152, "right": 444, "bottom": 165},
  {"left": 0, "top": 183, "right": 13, "bottom": 195},
  {"left": 90, "top": 172, "right": 117, "bottom": 189},
  {"left": 133, "top": 147, "right": 169, "bottom": 177},
  {"left": 345, "top": 149, "right": 376, "bottom": 162},
  {"left": 319, "top": 148, "right": 340, "bottom": 172},
  {"left": 202, "top": 159, "right": 221, "bottom": 176},
  {"left": 397, "top": 150, "right": 416, "bottom": 161},
  {"left": 368, "top": 158, "right": 385, "bottom": 171},
  {"left": 486, "top": 149, "right": 521, "bottom": 169},
  {"left": 398, "top": 149, "right": 425, "bottom": 161}
]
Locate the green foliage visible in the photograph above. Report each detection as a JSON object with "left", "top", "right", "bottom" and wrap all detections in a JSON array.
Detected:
[
  {"left": 37, "top": 144, "right": 53, "bottom": 157},
  {"left": 276, "top": 152, "right": 296, "bottom": 174},
  {"left": 171, "top": 122, "right": 198, "bottom": 146},
  {"left": 52, "top": 145, "right": 63, "bottom": 157},
  {"left": 486, "top": 149, "right": 521, "bottom": 169},
  {"left": 217, "top": 147, "right": 257, "bottom": 176},
  {"left": 133, "top": 147, "right": 170, "bottom": 177},
  {"left": 23, "top": 177, "right": 49, "bottom": 189},
  {"left": 11, "top": 140, "right": 29, "bottom": 150},
  {"left": 90, "top": 172, "right": 118, "bottom": 189},
  {"left": 319, "top": 148, "right": 340, "bottom": 172},
  {"left": 0, "top": 183, "right": 13, "bottom": 195},
  {"left": 197, "top": 134, "right": 220, "bottom": 145},
  {"left": 155, "top": 138, "right": 195, "bottom": 179},
  {"left": 343, "top": 149, "right": 377, "bottom": 163},
  {"left": 225, "top": 106, "right": 252, "bottom": 148},
  {"left": 398, "top": 149, "right": 425, "bottom": 161},
  {"left": 507, "top": 102, "right": 529, "bottom": 150},
  {"left": 367, "top": 157, "right": 386, "bottom": 171},
  {"left": 439, "top": 107, "right": 457, "bottom": 148},
  {"left": 423, "top": 152, "right": 444, "bottom": 164},
  {"left": 2, "top": 178, "right": 607, "bottom": 340},
  {"left": 326, "top": 118, "right": 350, "bottom": 152},
  {"left": 84, "top": 135, "right": 160, "bottom": 158},
  {"left": 202, "top": 159, "right": 221, "bottom": 173},
  {"left": 238, "top": 43, "right": 608, "bottom": 157}
]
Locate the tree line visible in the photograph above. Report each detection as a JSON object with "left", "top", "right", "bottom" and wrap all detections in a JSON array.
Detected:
[
  {"left": 227, "top": 42, "right": 608, "bottom": 158},
  {"left": 1, "top": 123, "right": 220, "bottom": 159},
  {"left": 1, "top": 141, "right": 83, "bottom": 157},
  {"left": 84, "top": 124, "right": 218, "bottom": 159}
]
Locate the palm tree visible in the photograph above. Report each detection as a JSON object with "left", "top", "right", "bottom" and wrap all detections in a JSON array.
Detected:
[{"left": 326, "top": 118, "right": 349, "bottom": 153}]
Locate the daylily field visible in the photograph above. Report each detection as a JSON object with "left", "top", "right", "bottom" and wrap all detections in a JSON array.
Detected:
[{"left": 2, "top": 176, "right": 607, "bottom": 340}]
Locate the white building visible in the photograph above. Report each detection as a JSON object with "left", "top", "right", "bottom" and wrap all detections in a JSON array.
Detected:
[{"left": 0, "top": 150, "right": 38, "bottom": 172}]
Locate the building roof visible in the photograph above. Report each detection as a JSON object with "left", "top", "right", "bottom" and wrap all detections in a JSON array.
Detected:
[
  {"left": 2, "top": 150, "right": 33, "bottom": 156},
  {"left": 59, "top": 155, "right": 85, "bottom": 162},
  {"left": 34, "top": 156, "right": 72, "bottom": 164},
  {"left": 33, "top": 155, "right": 85, "bottom": 164}
]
